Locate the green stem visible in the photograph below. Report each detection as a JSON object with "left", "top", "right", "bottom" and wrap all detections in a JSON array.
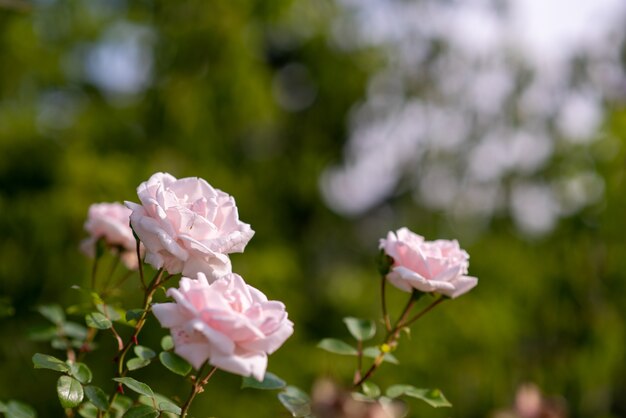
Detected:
[
  {"left": 381, "top": 275, "right": 392, "bottom": 332},
  {"left": 180, "top": 365, "right": 218, "bottom": 417}
]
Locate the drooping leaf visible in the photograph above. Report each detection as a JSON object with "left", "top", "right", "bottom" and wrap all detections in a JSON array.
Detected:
[
  {"left": 113, "top": 377, "right": 154, "bottom": 398},
  {"left": 159, "top": 351, "right": 191, "bottom": 376},
  {"left": 386, "top": 385, "right": 452, "bottom": 408},
  {"left": 6, "top": 400, "right": 37, "bottom": 418},
  {"left": 278, "top": 386, "right": 312, "bottom": 418},
  {"left": 57, "top": 376, "right": 84, "bottom": 408},
  {"left": 84, "top": 385, "right": 109, "bottom": 411},
  {"left": 362, "top": 347, "right": 399, "bottom": 364},
  {"left": 122, "top": 405, "right": 159, "bottom": 418},
  {"left": 69, "top": 362, "right": 93, "bottom": 384},
  {"left": 241, "top": 372, "right": 286, "bottom": 390},
  {"left": 160, "top": 335, "right": 174, "bottom": 351},
  {"left": 85, "top": 312, "right": 112, "bottom": 330},
  {"left": 32, "top": 353, "right": 70, "bottom": 372},
  {"left": 36, "top": 305, "right": 65, "bottom": 325},
  {"left": 127, "top": 357, "right": 151, "bottom": 371},
  {"left": 343, "top": 317, "right": 376, "bottom": 341},
  {"left": 361, "top": 381, "right": 381, "bottom": 398},
  {"left": 317, "top": 338, "right": 358, "bottom": 355},
  {"left": 134, "top": 345, "right": 156, "bottom": 360}
]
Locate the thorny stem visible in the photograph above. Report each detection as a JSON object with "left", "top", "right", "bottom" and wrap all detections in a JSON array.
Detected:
[
  {"left": 353, "top": 293, "right": 445, "bottom": 388},
  {"left": 180, "top": 364, "right": 219, "bottom": 417}
]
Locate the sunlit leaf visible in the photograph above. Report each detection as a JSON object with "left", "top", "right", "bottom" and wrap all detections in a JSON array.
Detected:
[
  {"left": 77, "top": 402, "right": 98, "bottom": 418},
  {"left": 69, "top": 362, "right": 93, "bottom": 384},
  {"left": 160, "top": 335, "right": 174, "bottom": 351},
  {"left": 362, "top": 347, "right": 399, "bottom": 364},
  {"left": 278, "top": 386, "right": 311, "bottom": 418},
  {"left": 85, "top": 312, "right": 112, "bottom": 330},
  {"left": 139, "top": 394, "right": 181, "bottom": 415},
  {"left": 386, "top": 385, "right": 452, "bottom": 408},
  {"left": 317, "top": 338, "right": 358, "bottom": 355},
  {"left": 122, "top": 405, "right": 159, "bottom": 418},
  {"left": 84, "top": 386, "right": 108, "bottom": 411},
  {"left": 361, "top": 381, "right": 381, "bottom": 398},
  {"left": 343, "top": 317, "right": 376, "bottom": 341},
  {"left": 241, "top": 372, "right": 286, "bottom": 390},
  {"left": 96, "top": 304, "right": 121, "bottom": 321},
  {"left": 134, "top": 345, "right": 156, "bottom": 360},
  {"left": 127, "top": 357, "right": 151, "bottom": 371},
  {"left": 36, "top": 305, "right": 65, "bottom": 325},
  {"left": 57, "top": 376, "right": 84, "bottom": 408},
  {"left": 32, "top": 353, "right": 69, "bottom": 372},
  {"left": 159, "top": 351, "right": 191, "bottom": 376},
  {"left": 113, "top": 377, "right": 154, "bottom": 398}
]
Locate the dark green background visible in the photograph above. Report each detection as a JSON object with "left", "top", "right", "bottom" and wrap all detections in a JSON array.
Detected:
[{"left": 1, "top": 1, "right": 626, "bottom": 417}]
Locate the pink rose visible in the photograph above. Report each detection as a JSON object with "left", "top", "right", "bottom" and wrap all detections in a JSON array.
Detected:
[
  {"left": 152, "top": 273, "right": 293, "bottom": 381},
  {"left": 379, "top": 227, "right": 478, "bottom": 298},
  {"left": 80, "top": 202, "right": 140, "bottom": 269},
  {"left": 125, "top": 172, "right": 254, "bottom": 279}
]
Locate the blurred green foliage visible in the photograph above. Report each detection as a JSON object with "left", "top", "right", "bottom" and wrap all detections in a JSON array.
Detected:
[{"left": 1, "top": 1, "right": 626, "bottom": 417}]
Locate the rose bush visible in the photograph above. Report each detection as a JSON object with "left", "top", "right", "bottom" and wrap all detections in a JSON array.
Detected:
[
  {"left": 126, "top": 172, "right": 254, "bottom": 279},
  {"left": 152, "top": 272, "right": 294, "bottom": 381},
  {"left": 80, "top": 202, "right": 140, "bottom": 269},
  {"left": 380, "top": 227, "right": 478, "bottom": 298}
]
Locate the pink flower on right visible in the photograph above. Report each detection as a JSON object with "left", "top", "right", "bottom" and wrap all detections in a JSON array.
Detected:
[{"left": 379, "top": 227, "right": 478, "bottom": 298}]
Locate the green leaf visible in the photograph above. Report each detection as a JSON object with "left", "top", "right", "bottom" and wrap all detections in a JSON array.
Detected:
[
  {"left": 343, "top": 317, "right": 376, "bottom": 341},
  {"left": 317, "top": 338, "right": 358, "bottom": 355},
  {"left": 62, "top": 322, "right": 89, "bottom": 340},
  {"left": 6, "top": 400, "right": 37, "bottom": 418},
  {"left": 57, "top": 376, "right": 84, "bottom": 408},
  {"left": 27, "top": 325, "right": 58, "bottom": 341},
  {"left": 160, "top": 335, "right": 174, "bottom": 351},
  {"left": 386, "top": 385, "right": 452, "bottom": 408},
  {"left": 84, "top": 386, "right": 109, "bottom": 411},
  {"left": 362, "top": 347, "right": 399, "bottom": 364},
  {"left": 113, "top": 377, "right": 154, "bottom": 398},
  {"left": 85, "top": 312, "right": 112, "bottom": 330},
  {"left": 139, "top": 394, "right": 181, "bottom": 415},
  {"left": 0, "top": 401, "right": 5, "bottom": 412},
  {"left": 159, "top": 351, "right": 191, "bottom": 376},
  {"left": 361, "top": 381, "right": 381, "bottom": 398},
  {"left": 96, "top": 304, "right": 121, "bottom": 321},
  {"left": 241, "top": 372, "right": 286, "bottom": 390},
  {"left": 69, "top": 362, "right": 93, "bottom": 384},
  {"left": 278, "top": 386, "right": 311, "bottom": 418},
  {"left": 32, "top": 353, "right": 70, "bottom": 372},
  {"left": 77, "top": 402, "right": 98, "bottom": 418},
  {"left": 111, "top": 395, "right": 133, "bottom": 413},
  {"left": 126, "top": 309, "right": 144, "bottom": 323},
  {"left": 122, "top": 405, "right": 159, "bottom": 418},
  {"left": 134, "top": 345, "right": 156, "bottom": 360},
  {"left": 157, "top": 400, "right": 181, "bottom": 415},
  {"left": 36, "top": 305, "right": 65, "bottom": 325},
  {"left": 127, "top": 357, "right": 151, "bottom": 371}
]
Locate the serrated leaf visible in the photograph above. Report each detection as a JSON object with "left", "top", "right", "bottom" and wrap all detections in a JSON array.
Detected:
[
  {"left": 242, "top": 372, "right": 286, "bottom": 390},
  {"left": 362, "top": 347, "right": 399, "bottom": 364},
  {"left": 159, "top": 351, "right": 191, "bottom": 376},
  {"left": 126, "top": 309, "right": 144, "bottom": 323},
  {"left": 122, "top": 405, "right": 159, "bottom": 418},
  {"left": 317, "top": 338, "right": 358, "bottom": 355},
  {"left": 6, "top": 400, "right": 37, "bottom": 418},
  {"left": 160, "top": 335, "right": 174, "bottom": 351},
  {"left": 278, "top": 386, "right": 311, "bottom": 418},
  {"left": 361, "top": 381, "right": 381, "bottom": 398},
  {"left": 36, "top": 305, "right": 65, "bottom": 325},
  {"left": 84, "top": 386, "right": 109, "bottom": 411},
  {"left": 113, "top": 377, "right": 154, "bottom": 398},
  {"left": 69, "top": 362, "right": 93, "bottom": 384},
  {"left": 57, "top": 376, "right": 84, "bottom": 408},
  {"left": 77, "top": 402, "right": 98, "bottom": 418},
  {"left": 343, "top": 317, "right": 376, "bottom": 341},
  {"left": 134, "top": 345, "right": 156, "bottom": 360},
  {"left": 85, "top": 312, "right": 112, "bottom": 330},
  {"left": 386, "top": 385, "right": 452, "bottom": 408},
  {"left": 96, "top": 304, "right": 121, "bottom": 321},
  {"left": 127, "top": 357, "right": 151, "bottom": 371},
  {"left": 32, "top": 353, "right": 70, "bottom": 372}
]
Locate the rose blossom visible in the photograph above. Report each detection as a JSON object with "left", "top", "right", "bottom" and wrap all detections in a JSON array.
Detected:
[
  {"left": 80, "top": 202, "right": 140, "bottom": 269},
  {"left": 125, "top": 172, "right": 254, "bottom": 279},
  {"left": 152, "top": 273, "right": 293, "bottom": 381},
  {"left": 379, "top": 227, "right": 478, "bottom": 298}
]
